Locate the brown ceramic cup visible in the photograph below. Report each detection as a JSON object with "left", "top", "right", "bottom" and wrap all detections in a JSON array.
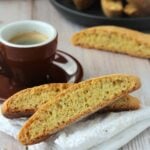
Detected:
[{"left": 0, "top": 20, "right": 57, "bottom": 87}]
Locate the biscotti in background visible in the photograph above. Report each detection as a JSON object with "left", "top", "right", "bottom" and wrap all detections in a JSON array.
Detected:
[
  {"left": 72, "top": 0, "right": 95, "bottom": 10},
  {"left": 124, "top": 3, "right": 142, "bottom": 16},
  {"left": 64, "top": 0, "right": 150, "bottom": 17},
  {"left": 101, "top": 0, "right": 123, "bottom": 17},
  {"left": 72, "top": 26, "right": 150, "bottom": 58},
  {"left": 18, "top": 74, "right": 141, "bottom": 145},
  {"left": 129, "top": 0, "right": 150, "bottom": 15}
]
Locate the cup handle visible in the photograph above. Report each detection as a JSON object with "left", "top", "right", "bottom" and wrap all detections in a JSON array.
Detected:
[{"left": 0, "top": 43, "right": 12, "bottom": 77}]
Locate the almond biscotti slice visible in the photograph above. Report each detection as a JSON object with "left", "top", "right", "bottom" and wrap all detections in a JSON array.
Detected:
[
  {"left": 72, "top": 26, "right": 150, "bottom": 58},
  {"left": 2, "top": 83, "right": 72, "bottom": 118},
  {"left": 2, "top": 86, "right": 140, "bottom": 118},
  {"left": 18, "top": 74, "right": 140, "bottom": 145},
  {"left": 2, "top": 84, "right": 140, "bottom": 118}
]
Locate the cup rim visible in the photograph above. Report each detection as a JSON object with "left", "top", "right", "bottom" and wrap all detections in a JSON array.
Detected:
[{"left": 0, "top": 20, "right": 57, "bottom": 48}]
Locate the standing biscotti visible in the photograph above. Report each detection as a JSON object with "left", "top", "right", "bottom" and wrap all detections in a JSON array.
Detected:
[
  {"left": 18, "top": 74, "right": 141, "bottom": 145},
  {"left": 72, "top": 26, "right": 150, "bottom": 58},
  {"left": 101, "top": 0, "right": 123, "bottom": 17},
  {"left": 124, "top": 3, "right": 141, "bottom": 16}
]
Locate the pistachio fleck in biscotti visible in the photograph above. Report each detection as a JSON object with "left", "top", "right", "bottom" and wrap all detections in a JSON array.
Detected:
[
  {"left": 2, "top": 83, "right": 72, "bottom": 118},
  {"left": 18, "top": 74, "right": 141, "bottom": 145},
  {"left": 72, "top": 26, "right": 150, "bottom": 58}
]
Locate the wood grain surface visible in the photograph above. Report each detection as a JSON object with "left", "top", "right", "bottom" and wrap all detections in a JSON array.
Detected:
[{"left": 0, "top": 0, "right": 149, "bottom": 149}]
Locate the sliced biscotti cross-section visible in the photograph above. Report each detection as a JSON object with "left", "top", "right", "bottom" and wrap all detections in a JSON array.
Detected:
[
  {"left": 2, "top": 85, "right": 140, "bottom": 118},
  {"left": 2, "top": 83, "right": 140, "bottom": 118},
  {"left": 2, "top": 83, "right": 72, "bottom": 118},
  {"left": 18, "top": 74, "right": 141, "bottom": 145},
  {"left": 72, "top": 26, "right": 150, "bottom": 58},
  {"left": 2, "top": 86, "right": 140, "bottom": 118}
]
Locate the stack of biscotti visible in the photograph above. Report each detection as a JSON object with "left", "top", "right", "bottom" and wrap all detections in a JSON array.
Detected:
[
  {"left": 1, "top": 74, "right": 141, "bottom": 145},
  {"left": 2, "top": 82, "right": 140, "bottom": 118},
  {"left": 72, "top": 26, "right": 150, "bottom": 58}
]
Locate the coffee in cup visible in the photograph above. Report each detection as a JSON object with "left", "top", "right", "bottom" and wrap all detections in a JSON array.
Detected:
[{"left": 9, "top": 31, "right": 48, "bottom": 45}]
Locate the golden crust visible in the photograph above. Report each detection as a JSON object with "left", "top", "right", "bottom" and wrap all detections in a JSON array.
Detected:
[{"left": 18, "top": 74, "right": 141, "bottom": 145}]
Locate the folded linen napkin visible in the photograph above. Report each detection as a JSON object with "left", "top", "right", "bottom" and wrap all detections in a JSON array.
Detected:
[{"left": 0, "top": 106, "right": 150, "bottom": 150}]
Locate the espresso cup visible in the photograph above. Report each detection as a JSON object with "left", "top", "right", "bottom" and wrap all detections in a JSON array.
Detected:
[{"left": 0, "top": 20, "right": 57, "bottom": 87}]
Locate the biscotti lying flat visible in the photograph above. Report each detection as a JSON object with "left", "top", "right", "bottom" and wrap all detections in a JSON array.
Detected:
[
  {"left": 72, "top": 26, "right": 150, "bottom": 58},
  {"left": 2, "top": 83, "right": 140, "bottom": 118},
  {"left": 18, "top": 74, "right": 140, "bottom": 145},
  {"left": 2, "top": 83, "right": 72, "bottom": 118}
]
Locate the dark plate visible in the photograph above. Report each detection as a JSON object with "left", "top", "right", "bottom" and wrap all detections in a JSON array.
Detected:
[{"left": 50, "top": 0, "right": 150, "bottom": 30}]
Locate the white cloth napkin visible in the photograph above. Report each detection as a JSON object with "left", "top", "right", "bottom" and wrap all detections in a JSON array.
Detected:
[{"left": 0, "top": 106, "right": 150, "bottom": 150}]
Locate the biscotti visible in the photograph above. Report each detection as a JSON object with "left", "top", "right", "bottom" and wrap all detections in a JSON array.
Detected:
[
  {"left": 2, "top": 83, "right": 140, "bottom": 118},
  {"left": 103, "top": 95, "right": 140, "bottom": 112},
  {"left": 129, "top": 0, "right": 150, "bottom": 15},
  {"left": 72, "top": 26, "right": 150, "bottom": 58},
  {"left": 18, "top": 74, "right": 141, "bottom": 145},
  {"left": 101, "top": 0, "right": 123, "bottom": 17},
  {"left": 72, "top": 0, "right": 95, "bottom": 10},
  {"left": 2, "top": 83, "right": 72, "bottom": 118},
  {"left": 124, "top": 3, "right": 140, "bottom": 16}
]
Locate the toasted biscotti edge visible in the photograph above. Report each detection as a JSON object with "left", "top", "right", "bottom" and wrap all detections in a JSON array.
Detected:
[
  {"left": 103, "top": 95, "right": 140, "bottom": 112},
  {"left": 18, "top": 74, "right": 141, "bottom": 145},
  {"left": 2, "top": 83, "right": 72, "bottom": 118}
]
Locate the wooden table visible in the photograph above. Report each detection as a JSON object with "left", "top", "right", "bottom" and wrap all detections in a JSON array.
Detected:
[{"left": 0, "top": 0, "right": 150, "bottom": 149}]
